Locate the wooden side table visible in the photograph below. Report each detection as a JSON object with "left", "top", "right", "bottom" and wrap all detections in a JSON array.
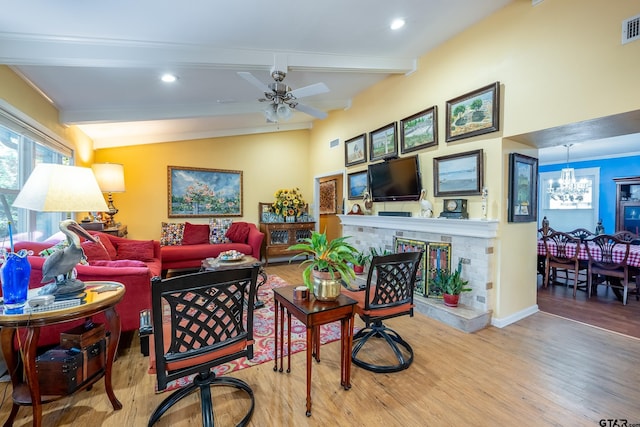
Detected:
[
  {"left": 102, "top": 224, "right": 127, "bottom": 237},
  {"left": 273, "top": 285, "right": 356, "bottom": 417},
  {"left": 0, "top": 281, "right": 125, "bottom": 427}
]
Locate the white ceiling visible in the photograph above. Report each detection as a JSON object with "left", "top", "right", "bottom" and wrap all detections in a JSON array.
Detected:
[
  {"left": 1, "top": 0, "right": 638, "bottom": 160},
  {"left": 0, "top": 0, "right": 512, "bottom": 149}
]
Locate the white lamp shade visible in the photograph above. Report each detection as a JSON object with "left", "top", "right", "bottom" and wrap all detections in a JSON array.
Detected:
[
  {"left": 92, "top": 163, "right": 125, "bottom": 193},
  {"left": 12, "top": 164, "right": 109, "bottom": 212}
]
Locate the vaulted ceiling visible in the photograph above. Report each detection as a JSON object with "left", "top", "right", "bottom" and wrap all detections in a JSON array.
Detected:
[{"left": 0, "top": 0, "right": 512, "bottom": 148}]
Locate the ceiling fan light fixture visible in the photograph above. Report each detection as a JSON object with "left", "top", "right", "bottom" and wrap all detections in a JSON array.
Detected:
[
  {"left": 277, "top": 104, "right": 293, "bottom": 120},
  {"left": 264, "top": 104, "right": 278, "bottom": 122}
]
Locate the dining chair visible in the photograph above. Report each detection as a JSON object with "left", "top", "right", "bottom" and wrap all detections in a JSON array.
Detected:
[
  {"left": 148, "top": 266, "right": 259, "bottom": 427},
  {"left": 543, "top": 231, "right": 586, "bottom": 296},
  {"left": 613, "top": 230, "right": 640, "bottom": 244},
  {"left": 567, "top": 228, "right": 597, "bottom": 242},
  {"left": 537, "top": 226, "right": 555, "bottom": 277},
  {"left": 340, "top": 251, "right": 422, "bottom": 373},
  {"left": 585, "top": 234, "right": 639, "bottom": 305}
]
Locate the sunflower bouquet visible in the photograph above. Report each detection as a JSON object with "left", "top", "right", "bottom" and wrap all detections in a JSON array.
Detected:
[{"left": 272, "top": 188, "right": 306, "bottom": 218}]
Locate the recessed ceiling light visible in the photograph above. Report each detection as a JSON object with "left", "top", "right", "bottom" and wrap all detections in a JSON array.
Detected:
[
  {"left": 390, "top": 18, "right": 405, "bottom": 31},
  {"left": 161, "top": 73, "right": 177, "bottom": 83}
]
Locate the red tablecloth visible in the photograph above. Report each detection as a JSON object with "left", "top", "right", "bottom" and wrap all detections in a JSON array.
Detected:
[{"left": 537, "top": 240, "right": 640, "bottom": 268}]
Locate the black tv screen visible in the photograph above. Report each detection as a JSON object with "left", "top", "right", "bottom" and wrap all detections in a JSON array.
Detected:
[{"left": 368, "top": 155, "right": 422, "bottom": 202}]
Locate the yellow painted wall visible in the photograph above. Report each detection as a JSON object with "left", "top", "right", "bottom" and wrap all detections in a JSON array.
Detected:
[
  {"left": 0, "top": 66, "right": 94, "bottom": 165},
  {"left": 309, "top": 0, "right": 640, "bottom": 320},
  {"left": 94, "top": 130, "right": 312, "bottom": 239}
]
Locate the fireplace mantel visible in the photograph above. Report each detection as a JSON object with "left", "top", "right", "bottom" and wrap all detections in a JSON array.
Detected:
[{"left": 338, "top": 215, "right": 499, "bottom": 239}]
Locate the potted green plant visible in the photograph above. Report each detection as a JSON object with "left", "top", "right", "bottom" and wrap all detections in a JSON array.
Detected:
[
  {"left": 428, "top": 259, "right": 471, "bottom": 307},
  {"left": 288, "top": 231, "right": 358, "bottom": 301},
  {"left": 353, "top": 250, "right": 371, "bottom": 275}
]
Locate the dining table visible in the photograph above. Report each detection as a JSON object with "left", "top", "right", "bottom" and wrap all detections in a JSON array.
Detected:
[
  {"left": 537, "top": 239, "right": 640, "bottom": 267},
  {"left": 537, "top": 238, "right": 640, "bottom": 301}
]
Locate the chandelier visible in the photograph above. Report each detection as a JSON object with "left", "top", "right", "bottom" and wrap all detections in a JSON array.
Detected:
[{"left": 547, "top": 144, "right": 589, "bottom": 203}]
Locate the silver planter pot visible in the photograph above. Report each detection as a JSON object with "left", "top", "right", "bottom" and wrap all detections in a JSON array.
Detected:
[{"left": 311, "top": 270, "right": 342, "bottom": 301}]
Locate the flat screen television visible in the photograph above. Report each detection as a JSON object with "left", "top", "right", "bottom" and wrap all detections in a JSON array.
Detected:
[{"left": 368, "top": 155, "right": 422, "bottom": 202}]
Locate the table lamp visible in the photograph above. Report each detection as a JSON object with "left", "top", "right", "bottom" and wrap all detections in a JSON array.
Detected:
[
  {"left": 12, "top": 164, "right": 109, "bottom": 295},
  {"left": 91, "top": 163, "right": 125, "bottom": 228}
]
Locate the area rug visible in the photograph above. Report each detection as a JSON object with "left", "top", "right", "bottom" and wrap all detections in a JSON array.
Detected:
[{"left": 156, "top": 275, "right": 347, "bottom": 393}]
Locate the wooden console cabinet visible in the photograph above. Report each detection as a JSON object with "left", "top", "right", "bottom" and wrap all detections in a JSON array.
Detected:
[
  {"left": 614, "top": 176, "right": 640, "bottom": 234},
  {"left": 259, "top": 221, "right": 315, "bottom": 265}
]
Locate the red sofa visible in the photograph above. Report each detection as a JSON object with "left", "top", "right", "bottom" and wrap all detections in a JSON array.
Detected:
[
  {"left": 9, "top": 231, "right": 161, "bottom": 347},
  {"left": 160, "top": 221, "right": 264, "bottom": 277}
]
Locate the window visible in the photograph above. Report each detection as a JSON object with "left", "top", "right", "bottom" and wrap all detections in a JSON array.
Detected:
[
  {"left": 538, "top": 167, "right": 600, "bottom": 231},
  {"left": 0, "top": 102, "right": 73, "bottom": 245}
]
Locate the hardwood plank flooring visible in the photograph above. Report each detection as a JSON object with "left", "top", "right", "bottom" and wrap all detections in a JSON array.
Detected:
[
  {"left": 0, "top": 263, "right": 639, "bottom": 426},
  {"left": 536, "top": 273, "right": 640, "bottom": 339}
]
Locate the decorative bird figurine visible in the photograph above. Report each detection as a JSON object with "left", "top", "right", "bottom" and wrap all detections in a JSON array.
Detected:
[
  {"left": 40, "top": 219, "right": 101, "bottom": 296},
  {"left": 362, "top": 191, "right": 373, "bottom": 214},
  {"left": 419, "top": 189, "right": 433, "bottom": 218}
]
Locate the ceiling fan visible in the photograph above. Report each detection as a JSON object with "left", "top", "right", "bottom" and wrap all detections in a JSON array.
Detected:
[{"left": 238, "top": 70, "right": 329, "bottom": 122}]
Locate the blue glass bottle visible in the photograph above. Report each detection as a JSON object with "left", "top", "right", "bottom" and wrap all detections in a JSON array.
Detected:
[{"left": 1, "top": 249, "right": 31, "bottom": 313}]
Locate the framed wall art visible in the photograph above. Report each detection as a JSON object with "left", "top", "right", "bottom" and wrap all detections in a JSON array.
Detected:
[
  {"left": 400, "top": 106, "right": 438, "bottom": 154},
  {"left": 319, "top": 179, "right": 337, "bottom": 214},
  {"left": 347, "top": 170, "right": 368, "bottom": 200},
  {"left": 345, "top": 134, "right": 367, "bottom": 167},
  {"left": 433, "top": 149, "right": 483, "bottom": 197},
  {"left": 426, "top": 242, "right": 452, "bottom": 298},
  {"left": 168, "top": 166, "right": 242, "bottom": 218},
  {"left": 369, "top": 122, "right": 398, "bottom": 162},
  {"left": 393, "top": 236, "right": 428, "bottom": 296},
  {"left": 508, "top": 153, "right": 538, "bottom": 223},
  {"left": 446, "top": 81, "right": 500, "bottom": 143}
]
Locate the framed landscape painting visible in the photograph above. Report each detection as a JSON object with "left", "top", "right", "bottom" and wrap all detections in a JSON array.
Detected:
[
  {"left": 446, "top": 82, "right": 500, "bottom": 143},
  {"left": 400, "top": 106, "right": 438, "bottom": 154},
  {"left": 345, "top": 134, "right": 367, "bottom": 167},
  {"left": 433, "top": 149, "right": 483, "bottom": 197},
  {"left": 347, "top": 170, "right": 368, "bottom": 200},
  {"left": 508, "top": 153, "right": 538, "bottom": 223},
  {"left": 168, "top": 166, "right": 243, "bottom": 217},
  {"left": 369, "top": 122, "right": 398, "bottom": 162}
]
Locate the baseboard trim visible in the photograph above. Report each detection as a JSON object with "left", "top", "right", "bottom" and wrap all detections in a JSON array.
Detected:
[{"left": 491, "top": 304, "right": 539, "bottom": 328}]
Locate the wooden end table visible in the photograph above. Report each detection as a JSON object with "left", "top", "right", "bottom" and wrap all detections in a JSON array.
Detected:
[
  {"left": 201, "top": 255, "right": 268, "bottom": 308},
  {"left": 0, "top": 281, "right": 125, "bottom": 427},
  {"left": 272, "top": 285, "right": 356, "bottom": 417}
]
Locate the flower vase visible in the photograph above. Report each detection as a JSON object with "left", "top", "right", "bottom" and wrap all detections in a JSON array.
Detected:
[
  {"left": 1, "top": 250, "right": 31, "bottom": 313},
  {"left": 286, "top": 215, "right": 296, "bottom": 223}
]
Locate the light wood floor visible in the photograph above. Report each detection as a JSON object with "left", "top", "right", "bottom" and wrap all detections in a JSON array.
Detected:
[{"left": 1, "top": 263, "right": 639, "bottom": 426}]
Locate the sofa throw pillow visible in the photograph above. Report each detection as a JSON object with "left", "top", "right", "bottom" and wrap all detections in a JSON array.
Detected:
[
  {"left": 209, "top": 218, "right": 231, "bottom": 244},
  {"left": 81, "top": 240, "right": 112, "bottom": 261},
  {"left": 160, "top": 222, "right": 185, "bottom": 246},
  {"left": 89, "top": 260, "right": 148, "bottom": 268},
  {"left": 182, "top": 222, "right": 210, "bottom": 245},
  {"left": 225, "top": 221, "right": 250, "bottom": 243},
  {"left": 87, "top": 233, "right": 118, "bottom": 260},
  {"left": 116, "top": 241, "right": 155, "bottom": 262}
]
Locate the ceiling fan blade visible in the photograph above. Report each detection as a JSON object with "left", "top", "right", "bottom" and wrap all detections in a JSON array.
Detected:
[
  {"left": 289, "top": 82, "right": 329, "bottom": 99},
  {"left": 237, "top": 71, "right": 271, "bottom": 93},
  {"left": 293, "top": 103, "right": 328, "bottom": 120}
]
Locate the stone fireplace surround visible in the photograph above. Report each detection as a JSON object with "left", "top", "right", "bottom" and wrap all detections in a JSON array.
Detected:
[{"left": 339, "top": 215, "right": 498, "bottom": 332}]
